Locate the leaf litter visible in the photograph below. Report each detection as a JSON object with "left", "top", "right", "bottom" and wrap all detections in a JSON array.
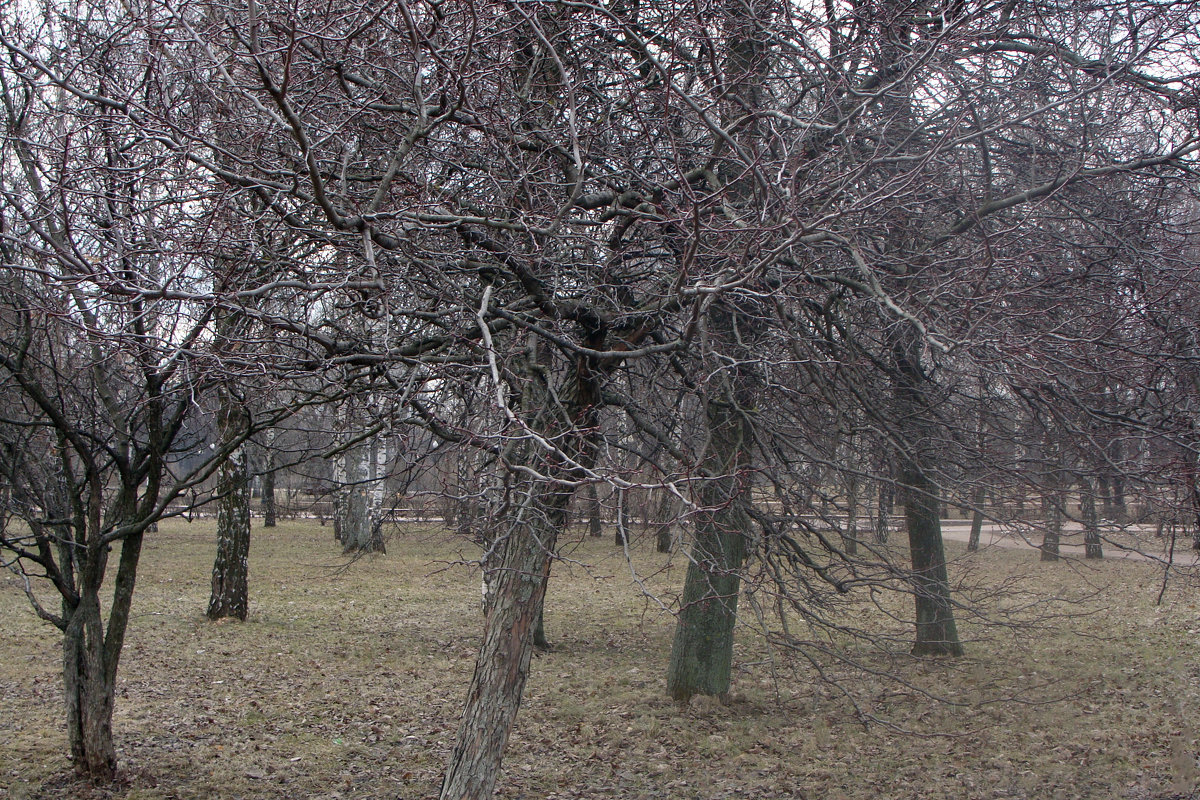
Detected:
[{"left": 1, "top": 518, "right": 1198, "bottom": 800}]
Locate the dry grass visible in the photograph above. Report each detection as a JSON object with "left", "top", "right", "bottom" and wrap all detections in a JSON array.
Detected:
[{"left": 2, "top": 518, "right": 1199, "bottom": 800}]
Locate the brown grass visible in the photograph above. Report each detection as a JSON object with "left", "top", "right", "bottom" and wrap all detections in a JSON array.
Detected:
[{"left": 2, "top": 518, "right": 1198, "bottom": 800}]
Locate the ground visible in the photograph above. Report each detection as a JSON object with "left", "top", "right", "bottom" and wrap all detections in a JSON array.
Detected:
[{"left": 2, "top": 518, "right": 1198, "bottom": 800}]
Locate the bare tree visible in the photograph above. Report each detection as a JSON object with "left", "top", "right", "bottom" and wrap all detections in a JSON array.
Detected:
[{"left": 6, "top": 0, "right": 1199, "bottom": 796}]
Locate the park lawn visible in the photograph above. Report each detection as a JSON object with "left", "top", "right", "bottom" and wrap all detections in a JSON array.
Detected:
[{"left": 1, "top": 517, "right": 1198, "bottom": 800}]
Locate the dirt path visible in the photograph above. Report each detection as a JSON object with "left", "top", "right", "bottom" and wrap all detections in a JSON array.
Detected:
[{"left": 939, "top": 520, "right": 1200, "bottom": 567}]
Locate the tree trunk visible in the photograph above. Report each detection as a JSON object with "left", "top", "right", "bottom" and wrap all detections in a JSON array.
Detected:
[
  {"left": 261, "top": 434, "right": 276, "bottom": 528},
  {"left": 967, "top": 484, "right": 985, "bottom": 552},
  {"left": 656, "top": 491, "right": 676, "bottom": 553},
  {"left": 587, "top": 482, "right": 603, "bottom": 537},
  {"left": 874, "top": 470, "right": 894, "bottom": 544},
  {"left": 63, "top": 529, "right": 145, "bottom": 781},
  {"left": 614, "top": 487, "right": 628, "bottom": 547},
  {"left": 1110, "top": 463, "right": 1127, "bottom": 522},
  {"left": 893, "top": 331, "right": 963, "bottom": 657},
  {"left": 1040, "top": 450, "right": 1063, "bottom": 562},
  {"left": 903, "top": 467, "right": 963, "bottom": 656},
  {"left": 1097, "top": 473, "right": 1114, "bottom": 519},
  {"left": 63, "top": 596, "right": 117, "bottom": 781},
  {"left": 843, "top": 471, "right": 859, "bottom": 557},
  {"left": 1081, "top": 479, "right": 1103, "bottom": 559},
  {"left": 532, "top": 586, "right": 549, "bottom": 650},
  {"left": 341, "top": 436, "right": 386, "bottom": 554},
  {"left": 207, "top": 446, "right": 251, "bottom": 619},
  {"left": 440, "top": 480, "right": 572, "bottom": 800},
  {"left": 667, "top": 397, "right": 752, "bottom": 702},
  {"left": 208, "top": 387, "right": 251, "bottom": 621}
]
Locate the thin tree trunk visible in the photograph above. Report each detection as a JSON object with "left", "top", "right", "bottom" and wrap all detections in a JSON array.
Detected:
[
  {"left": 1040, "top": 449, "right": 1063, "bottom": 562},
  {"left": 208, "top": 387, "right": 251, "bottom": 621},
  {"left": 874, "top": 473, "right": 894, "bottom": 544},
  {"left": 967, "top": 483, "right": 985, "bottom": 552},
  {"left": 532, "top": 572, "right": 550, "bottom": 650},
  {"left": 614, "top": 487, "right": 628, "bottom": 547},
  {"left": 656, "top": 490, "right": 676, "bottom": 553},
  {"left": 1105, "top": 431, "right": 1129, "bottom": 523},
  {"left": 843, "top": 471, "right": 859, "bottom": 557},
  {"left": 1082, "top": 478, "right": 1103, "bottom": 559},
  {"left": 1097, "top": 473, "right": 1114, "bottom": 519},
  {"left": 261, "top": 433, "right": 276, "bottom": 528},
  {"left": 587, "top": 481, "right": 603, "bottom": 538}
]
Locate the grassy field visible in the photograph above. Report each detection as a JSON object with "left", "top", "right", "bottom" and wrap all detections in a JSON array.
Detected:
[{"left": 2, "top": 518, "right": 1198, "bottom": 800}]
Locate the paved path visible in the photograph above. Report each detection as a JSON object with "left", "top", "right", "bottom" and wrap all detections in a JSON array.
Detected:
[{"left": 938, "top": 520, "right": 1200, "bottom": 567}]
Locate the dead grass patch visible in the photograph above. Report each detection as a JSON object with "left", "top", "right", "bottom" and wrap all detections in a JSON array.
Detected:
[{"left": 2, "top": 519, "right": 1198, "bottom": 799}]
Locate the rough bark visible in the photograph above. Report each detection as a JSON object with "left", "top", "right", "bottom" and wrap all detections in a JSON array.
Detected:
[
  {"left": 665, "top": 0, "right": 768, "bottom": 701},
  {"left": 208, "top": 387, "right": 252, "bottom": 621},
  {"left": 207, "top": 444, "right": 251, "bottom": 620},
  {"left": 63, "top": 529, "right": 145, "bottom": 781},
  {"left": 440, "top": 472, "right": 575, "bottom": 800},
  {"left": 440, "top": 312, "right": 601, "bottom": 798},
  {"left": 874, "top": 472, "right": 894, "bottom": 544},
  {"left": 63, "top": 590, "right": 117, "bottom": 780}
]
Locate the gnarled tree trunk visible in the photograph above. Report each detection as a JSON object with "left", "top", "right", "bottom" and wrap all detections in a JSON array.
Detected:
[{"left": 63, "top": 529, "right": 145, "bottom": 781}]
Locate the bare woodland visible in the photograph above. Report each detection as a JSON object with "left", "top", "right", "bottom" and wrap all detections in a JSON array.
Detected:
[{"left": 1, "top": 0, "right": 1199, "bottom": 797}]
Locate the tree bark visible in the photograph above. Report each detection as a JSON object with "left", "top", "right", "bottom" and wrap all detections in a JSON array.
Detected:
[
  {"left": 1040, "top": 444, "right": 1063, "bottom": 562},
  {"left": 893, "top": 331, "right": 963, "bottom": 657},
  {"left": 261, "top": 434, "right": 276, "bottom": 528},
  {"left": 587, "top": 481, "right": 603, "bottom": 537},
  {"left": 1081, "top": 478, "right": 1103, "bottom": 559},
  {"left": 63, "top": 529, "right": 145, "bottom": 781},
  {"left": 208, "top": 387, "right": 251, "bottom": 621},
  {"left": 207, "top": 446, "right": 251, "bottom": 619},
  {"left": 874, "top": 472, "right": 894, "bottom": 544},
  {"left": 63, "top": 594, "right": 117, "bottom": 781},
  {"left": 843, "top": 471, "right": 859, "bottom": 557},
  {"left": 655, "top": 490, "right": 676, "bottom": 553},
  {"left": 1097, "top": 473, "right": 1114, "bottom": 519},
  {"left": 614, "top": 487, "right": 630, "bottom": 547},
  {"left": 440, "top": 477, "right": 572, "bottom": 800},
  {"left": 667, "top": 396, "right": 752, "bottom": 702},
  {"left": 441, "top": 310, "right": 601, "bottom": 798},
  {"left": 340, "top": 435, "right": 386, "bottom": 554},
  {"left": 967, "top": 484, "right": 985, "bottom": 552}
]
